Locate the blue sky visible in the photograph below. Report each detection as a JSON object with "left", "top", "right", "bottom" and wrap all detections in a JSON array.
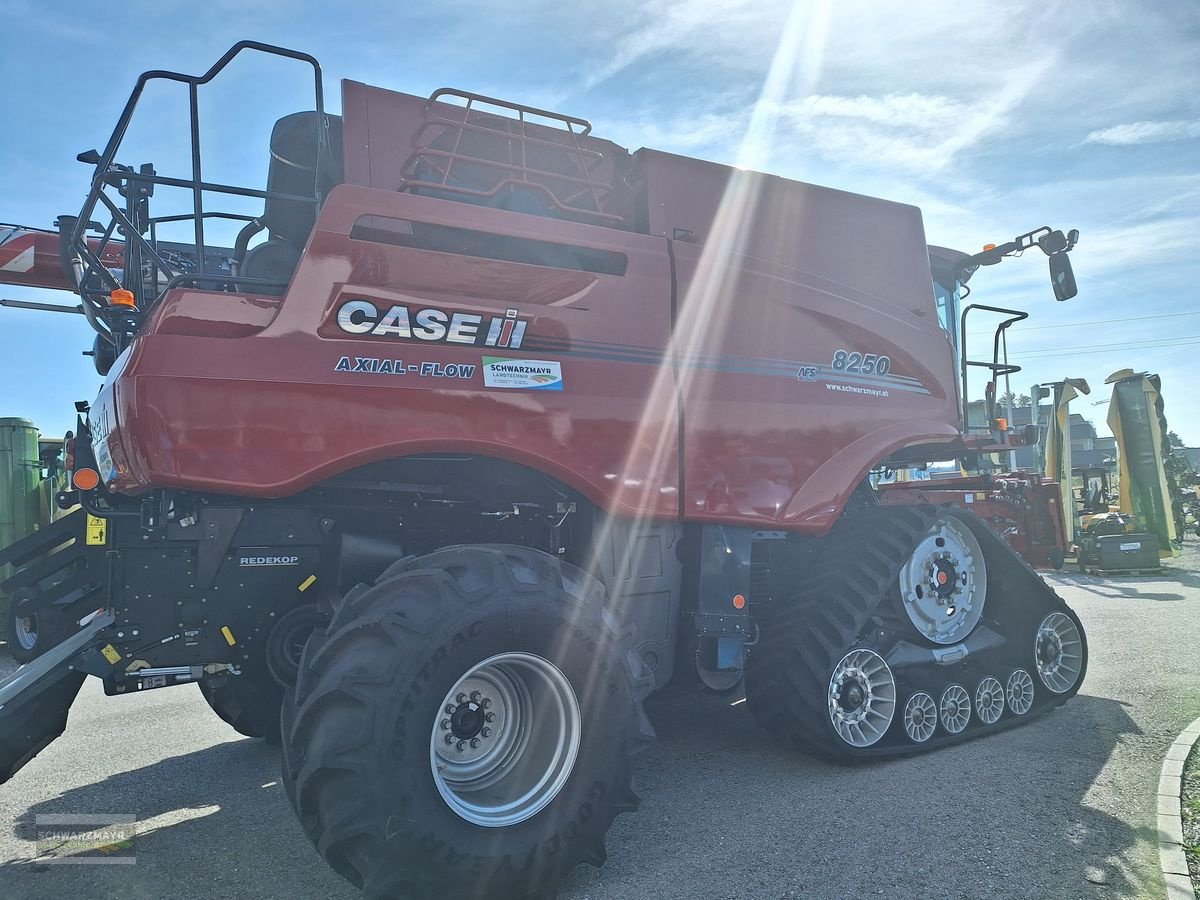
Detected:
[{"left": 1, "top": 0, "right": 1198, "bottom": 445}]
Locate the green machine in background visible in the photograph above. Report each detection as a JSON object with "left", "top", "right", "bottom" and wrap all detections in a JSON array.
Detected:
[
  {"left": 1099, "top": 369, "right": 1180, "bottom": 566},
  {"left": 0, "top": 418, "right": 58, "bottom": 655}
]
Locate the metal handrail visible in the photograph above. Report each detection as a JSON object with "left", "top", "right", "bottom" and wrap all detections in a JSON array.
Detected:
[
  {"left": 959, "top": 303, "right": 1029, "bottom": 430},
  {"left": 66, "top": 42, "right": 325, "bottom": 345}
]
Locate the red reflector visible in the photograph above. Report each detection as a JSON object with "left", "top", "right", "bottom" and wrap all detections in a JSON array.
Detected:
[
  {"left": 732, "top": 594, "right": 746, "bottom": 610},
  {"left": 72, "top": 468, "right": 100, "bottom": 491}
]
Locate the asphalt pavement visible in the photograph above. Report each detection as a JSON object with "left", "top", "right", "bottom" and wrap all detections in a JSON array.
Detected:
[{"left": 2, "top": 546, "right": 1198, "bottom": 900}]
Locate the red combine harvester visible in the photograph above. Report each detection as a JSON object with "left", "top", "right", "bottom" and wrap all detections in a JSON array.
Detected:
[{"left": 0, "top": 43, "right": 1087, "bottom": 900}]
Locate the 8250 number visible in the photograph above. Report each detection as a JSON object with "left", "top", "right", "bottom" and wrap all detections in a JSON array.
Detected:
[{"left": 832, "top": 349, "right": 891, "bottom": 376}]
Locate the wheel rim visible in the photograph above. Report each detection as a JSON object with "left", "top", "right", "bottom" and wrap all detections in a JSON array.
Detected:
[
  {"left": 898, "top": 517, "right": 988, "bottom": 645},
  {"left": 939, "top": 684, "right": 970, "bottom": 734},
  {"left": 974, "top": 676, "right": 1005, "bottom": 725},
  {"left": 13, "top": 613, "right": 38, "bottom": 651},
  {"left": 1035, "top": 612, "right": 1084, "bottom": 694},
  {"left": 430, "top": 652, "right": 580, "bottom": 828},
  {"left": 1006, "top": 668, "right": 1035, "bottom": 715},
  {"left": 827, "top": 649, "right": 896, "bottom": 748},
  {"left": 903, "top": 691, "right": 937, "bottom": 743}
]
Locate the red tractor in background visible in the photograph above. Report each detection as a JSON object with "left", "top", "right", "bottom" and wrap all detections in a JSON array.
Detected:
[
  {"left": 0, "top": 43, "right": 1087, "bottom": 900},
  {"left": 878, "top": 474, "right": 1068, "bottom": 571}
]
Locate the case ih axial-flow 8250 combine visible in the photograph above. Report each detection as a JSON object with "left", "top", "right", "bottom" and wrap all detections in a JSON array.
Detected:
[{"left": 0, "top": 43, "right": 1087, "bottom": 899}]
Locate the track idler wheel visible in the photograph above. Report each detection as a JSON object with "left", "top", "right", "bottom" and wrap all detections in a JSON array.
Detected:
[
  {"left": 1034, "top": 612, "right": 1085, "bottom": 694},
  {"left": 827, "top": 649, "right": 896, "bottom": 748}
]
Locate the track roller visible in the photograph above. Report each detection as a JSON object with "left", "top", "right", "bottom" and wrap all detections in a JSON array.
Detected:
[
  {"left": 903, "top": 691, "right": 937, "bottom": 743},
  {"left": 1006, "top": 669, "right": 1035, "bottom": 715},
  {"left": 974, "top": 676, "right": 1005, "bottom": 725},
  {"left": 939, "top": 684, "right": 970, "bottom": 734}
]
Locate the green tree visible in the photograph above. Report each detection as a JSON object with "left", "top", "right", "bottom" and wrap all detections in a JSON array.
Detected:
[{"left": 999, "top": 391, "right": 1032, "bottom": 409}]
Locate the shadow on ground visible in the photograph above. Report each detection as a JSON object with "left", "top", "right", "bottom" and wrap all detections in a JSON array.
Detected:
[
  {"left": 2, "top": 738, "right": 352, "bottom": 899},
  {"left": 560, "top": 685, "right": 1155, "bottom": 899},
  {"left": 0, "top": 682, "right": 1157, "bottom": 899}
]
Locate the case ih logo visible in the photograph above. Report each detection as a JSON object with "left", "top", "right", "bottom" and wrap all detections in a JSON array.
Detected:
[{"left": 336, "top": 300, "right": 528, "bottom": 349}]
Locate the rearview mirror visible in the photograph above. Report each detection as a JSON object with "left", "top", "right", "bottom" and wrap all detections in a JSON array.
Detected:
[
  {"left": 1049, "top": 252, "right": 1077, "bottom": 301},
  {"left": 1023, "top": 424, "right": 1039, "bottom": 446}
]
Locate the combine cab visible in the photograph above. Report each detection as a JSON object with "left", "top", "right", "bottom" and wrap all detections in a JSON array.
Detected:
[{"left": 0, "top": 43, "right": 1088, "bottom": 900}]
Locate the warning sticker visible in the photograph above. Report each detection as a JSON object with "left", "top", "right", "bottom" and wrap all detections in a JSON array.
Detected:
[{"left": 86, "top": 514, "right": 107, "bottom": 546}]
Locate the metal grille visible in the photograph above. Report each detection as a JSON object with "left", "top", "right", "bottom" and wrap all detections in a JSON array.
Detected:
[{"left": 399, "top": 89, "right": 624, "bottom": 227}]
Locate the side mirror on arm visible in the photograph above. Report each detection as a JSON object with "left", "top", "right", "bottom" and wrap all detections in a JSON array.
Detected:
[
  {"left": 1039, "top": 228, "right": 1079, "bottom": 302},
  {"left": 1049, "top": 252, "right": 1077, "bottom": 301}
]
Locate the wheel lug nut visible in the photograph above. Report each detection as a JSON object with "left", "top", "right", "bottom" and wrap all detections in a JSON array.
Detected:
[
  {"left": 456, "top": 693, "right": 467, "bottom": 704},
  {"left": 481, "top": 698, "right": 491, "bottom": 709},
  {"left": 440, "top": 719, "right": 450, "bottom": 730},
  {"left": 456, "top": 740, "right": 467, "bottom": 752},
  {"left": 485, "top": 712, "right": 495, "bottom": 723},
  {"left": 470, "top": 691, "right": 481, "bottom": 702},
  {"left": 445, "top": 704, "right": 456, "bottom": 714},
  {"left": 444, "top": 734, "right": 454, "bottom": 744},
  {"left": 470, "top": 738, "right": 480, "bottom": 748}
]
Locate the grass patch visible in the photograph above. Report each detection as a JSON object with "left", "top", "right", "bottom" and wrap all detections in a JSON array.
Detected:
[{"left": 1183, "top": 743, "right": 1200, "bottom": 893}]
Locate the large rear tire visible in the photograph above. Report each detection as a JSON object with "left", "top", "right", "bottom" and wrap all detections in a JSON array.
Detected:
[{"left": 281, "top": 545, "right": 653, "bottom": 900}]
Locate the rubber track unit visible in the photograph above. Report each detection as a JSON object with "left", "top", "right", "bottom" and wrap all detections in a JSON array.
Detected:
[
  {"left": 747, "top": 504, "right": 1087, "bottom": 760},
  {"left": 280, "top": 544, "right": 654, "bottom": 900}
]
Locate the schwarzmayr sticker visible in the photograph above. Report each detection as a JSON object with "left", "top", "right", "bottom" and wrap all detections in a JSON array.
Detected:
[{"left": 481, "top": 357, "right": 563, "bottom": 391}]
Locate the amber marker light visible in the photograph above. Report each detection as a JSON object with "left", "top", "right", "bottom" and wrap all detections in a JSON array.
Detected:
[
  {"left": 72, "top": 467, "right": 101, "bottom": 491},
  {"left": 109, "top": 289, "right": 136, "bottom": 308}
]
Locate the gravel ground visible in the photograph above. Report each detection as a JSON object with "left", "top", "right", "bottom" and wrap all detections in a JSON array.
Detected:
[
  {"left": 1, "top": 545, "right": 1198, "bottom": 900},
  {"left": 1185, "top": 744, "right": 1199, "bottom": 895}
]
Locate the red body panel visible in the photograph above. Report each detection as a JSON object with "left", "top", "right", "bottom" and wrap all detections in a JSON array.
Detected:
[
  {"left": 88, "top": 80, "right": 966, "bottom": 534},
  {"left": 0, "top": 225, "right": 123, "bottom": 292}
]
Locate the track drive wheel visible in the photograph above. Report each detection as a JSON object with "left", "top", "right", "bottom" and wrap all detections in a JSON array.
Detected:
[
  {"left": 896, "top": 514, "right": 987, "bottom": 645},
  {"left": 281, "top": 545, "right": 654, "bottom": 900}
]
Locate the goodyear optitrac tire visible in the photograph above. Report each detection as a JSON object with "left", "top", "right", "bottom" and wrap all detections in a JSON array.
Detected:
[
  {"left": 198, "top": 664, "right": 285, "bottom": 744},
  {"left": 281, "top": 545, "right": 654, "bottom": 900}
]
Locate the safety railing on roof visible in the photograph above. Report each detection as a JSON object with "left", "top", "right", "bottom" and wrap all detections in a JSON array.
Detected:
[
  {"left": 63, "top": 41, "right": 326, "bottom": 351},
  {"left": 397, "top": 89, "right": 624, "bottom": 227}
]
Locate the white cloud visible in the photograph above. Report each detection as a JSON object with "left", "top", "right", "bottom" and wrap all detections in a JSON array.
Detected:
[{"left": 1083, "top": 120, "right": 1200, "bottom": 146}]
